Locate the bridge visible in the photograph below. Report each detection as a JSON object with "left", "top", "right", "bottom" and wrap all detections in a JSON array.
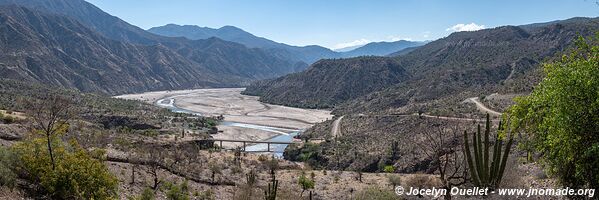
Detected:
[{"left": 198, "top": 139, "right": 297, "bottom": 152}]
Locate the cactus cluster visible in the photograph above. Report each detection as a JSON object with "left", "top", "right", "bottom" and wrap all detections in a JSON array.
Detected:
[
  {"left": 246, "top": 169, "right": 257, "bottom": 186},
  {"left": 264, "top": 178, "right": 278, "bottom": 200},
  {"left": 463, "top": 114, "right": 513, "bottom": 189}
]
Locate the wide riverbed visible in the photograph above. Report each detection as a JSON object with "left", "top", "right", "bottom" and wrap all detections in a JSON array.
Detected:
[{"left": 115, "top": 88, "right": 333, "bottom": 155}]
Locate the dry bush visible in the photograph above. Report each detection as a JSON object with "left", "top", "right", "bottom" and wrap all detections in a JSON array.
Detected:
[
  {"left": 499, "top": 155, "right": 526, "bottom": 188},
  {"left": 403, "top": 174, "right": 441, "bottom": 189}
]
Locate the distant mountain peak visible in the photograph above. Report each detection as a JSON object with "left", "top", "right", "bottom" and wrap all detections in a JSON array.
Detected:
[
  {"left": 148, "top": 24, "right": 430, "bottom": 62},
  {"left": 219, "top": 25, "right": 243, "bottom": 31}
]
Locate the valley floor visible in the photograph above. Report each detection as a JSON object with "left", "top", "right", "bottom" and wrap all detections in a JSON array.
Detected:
[{"left": 116, "top": 88, "right": 333, "bottom": 148}]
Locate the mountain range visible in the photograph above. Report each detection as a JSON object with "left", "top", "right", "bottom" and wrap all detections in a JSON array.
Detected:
[
  {"left": 244, "top": 17, "right": 599, "bottom": 114},
  {"left": 0, "top": 0, "right": 427, "bottom": 94},
  {"left": 149, "top": 24, "right": 426, "bottom": 63},
  {"left": 0, "top": 0, "right": 307, "bottom": 94}
]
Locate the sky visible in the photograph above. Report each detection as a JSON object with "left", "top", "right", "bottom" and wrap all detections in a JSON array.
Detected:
[{"left": 85, "top": 0, "right": 599, "bottom": 50}]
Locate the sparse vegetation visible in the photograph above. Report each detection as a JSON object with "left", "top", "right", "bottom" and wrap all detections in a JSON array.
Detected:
[
  {"left": 387, "top": 175, "right": 401, "bottom": 189},
  {"left": 264, "top": 171, "right": 278, "bottom": 200},
  {"left": 208, "top": 161, "right": 223, "bottom": 184},
  {"left": 130, "top": 187, "right": 156, "bottom": 200},
  {"left": 354, "top": 187, "right": 401, "bottom": 200}
]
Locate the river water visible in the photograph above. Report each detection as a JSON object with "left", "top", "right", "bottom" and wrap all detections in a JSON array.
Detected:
[{"left": 156, "top": 98, "right": 298, "bottom": 157}]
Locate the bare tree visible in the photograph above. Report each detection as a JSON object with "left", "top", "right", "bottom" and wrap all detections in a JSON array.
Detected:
[
  {"left": 144, "top": 147, "right": 164, "bottom": 190},
  {"left": 415, "top": 121, "right": 468, "bottom": 200},
  {"left": 26, "top": 94, "right": 77, "bottom": 170}
]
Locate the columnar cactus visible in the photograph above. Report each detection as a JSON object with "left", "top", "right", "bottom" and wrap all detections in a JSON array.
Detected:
[
  {"left": 264, "top": 179, "right": 278, "bottom": 200},
  {"left": 463, "top": 114, "right": 513, "bottom": 189}
]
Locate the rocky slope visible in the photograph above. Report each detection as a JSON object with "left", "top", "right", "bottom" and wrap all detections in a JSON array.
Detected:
[
  {"left": 0, "top": 0, "right": 303, "bottom": 94},
  {"left": 243, "top": 57, "right": 411, "bottom": 108},
  {"left": 0, "top": 6, "right": 224, "bottom": 94},
  {"left": 339, "top": 17, "right": 599, "bottom": 115},
  {"left": 245, "top": 17, "right": 599, "bottom": 115}
]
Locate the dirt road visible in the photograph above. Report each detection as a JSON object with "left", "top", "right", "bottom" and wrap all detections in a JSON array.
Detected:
[{"left": 466, "top": 97, "right": 502, "bottom": 116}]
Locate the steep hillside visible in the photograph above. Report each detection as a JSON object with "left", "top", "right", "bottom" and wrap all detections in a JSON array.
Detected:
[
  {"left": 339, "top": 17, "right": 599, "bottom": 115},
  {"left": 0, "top": 6, "right": 233, "bottom": 94},
  {"left": 0, "top": 0, "right": 303, "bottom": 91},
  {"left": 245, "top": 17, "right": 599, "bottom": 114},
  {"left": 243, "top": 57, "right": 410, "bottom": 108},
  {"left": 387, "top": 46, "right": 420, "bottom": 56}
]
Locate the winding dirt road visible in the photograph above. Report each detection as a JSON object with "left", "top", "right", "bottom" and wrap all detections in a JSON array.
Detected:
[
  {"left": 466, "top": 97, "right": 502, "bottom": 116},
  {"left": 328, "top": 97, "right": 504, "bottom": 136},
  {"left": 331, "top": 116, "right": 345, "bottom": 137}
]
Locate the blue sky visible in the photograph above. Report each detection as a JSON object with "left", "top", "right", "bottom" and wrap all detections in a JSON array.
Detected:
[{"left": 86, "top": 0, "right": 598, "bottom": 50}]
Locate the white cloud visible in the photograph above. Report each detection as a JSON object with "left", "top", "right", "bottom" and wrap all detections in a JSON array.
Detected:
[
  {"left": 446, "top": 23, "right": 486, "bottom": 32},
  {"left": 333, "top": 35, "right": 424, "bottom": 50},
  {"left": 333, "top": 39, "right": 371, "bottom": 50},
  {"left": 387, "top": 35, "right": 413, "bottom": 42},
  {"left": 422, "top": 31, "right": 431, "bottom": 38}
]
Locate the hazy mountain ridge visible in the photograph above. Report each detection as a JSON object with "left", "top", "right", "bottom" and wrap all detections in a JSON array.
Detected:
[
  {"left": 149, "top": 24, "right": 338, "bottom": 64},
  {"left": 342, "top": 40, "right": 427, "bottom": 57},
  {"left": 149, "top": 24, "right": 426, "bottom": 63}
]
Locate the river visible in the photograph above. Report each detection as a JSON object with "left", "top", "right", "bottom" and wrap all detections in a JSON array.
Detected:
[{"left": 117, "top": 88, "right": 332, "bottom": 157}]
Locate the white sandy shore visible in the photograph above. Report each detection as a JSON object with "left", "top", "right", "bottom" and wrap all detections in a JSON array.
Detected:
[{"left": 115, "top": 88, "right": 333, "bottom": 143}]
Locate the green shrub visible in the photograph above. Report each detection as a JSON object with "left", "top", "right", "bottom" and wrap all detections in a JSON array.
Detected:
[
  {"left": 12, "top": 137, "right": 118, "bottom": 199},
  {"left": 5, "top": 116, "right": 15, "bottom": 124},
  {"left": 164, "top": 180, "right": 190, "bottom": 200},
  {"left": 383, "top": 165, "right": 395, "bottom": 173},
  {"left": 0, "top": 146, "right": 17, "bottom": 188},
  {"left": 298, "top": 173, "right": 314, "bottom": 196},
  {"left": 130, "top": 187, "right": 155, "bottom": 200},
  {"left": 140, "top": 187, "right": 156, "bottom": 200},
  {"left": 508, "top": 36, "right": 599, "bottom": 188},
  {"left": 257, "top": 154, "right": 268, "bottom": 162},
  {"left": 196, "top": 189, "right": 215, "bottom": 200}
]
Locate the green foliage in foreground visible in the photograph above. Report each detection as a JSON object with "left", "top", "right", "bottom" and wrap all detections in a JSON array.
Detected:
[
  {"left": 298, "top": 173, "right": 315, "bottom": 196},
  {"left": 164, "top": 180, "right": 190, "bottom": 200},
  {"left": 508, "top": 35, "right": 599, "bottom": 188},
  {"left": 463, "top": 114, "right": 513, "bottom": 189},
  {"left": 383, "top": 165, "right": 395, "bottom": 173},
  {"left": 0, "top": 112, "right": 16, "bottom": 124},
  {"left": 12, "top": 137, "right": 118, "bottom": 199},
  {"left": 129, "top": 187, "right": 156, "bottom": 200},
  {"left": 0, "top": 146, "right": 17, "bottom": 188}
]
